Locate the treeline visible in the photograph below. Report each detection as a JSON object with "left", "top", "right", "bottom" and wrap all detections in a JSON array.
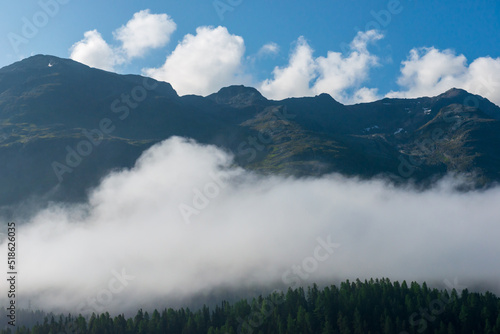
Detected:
[{"left": 3, "top": 278, "right": 500, "bottom": 334}]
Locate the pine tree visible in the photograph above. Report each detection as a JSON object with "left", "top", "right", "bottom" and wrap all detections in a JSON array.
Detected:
[
  {"left": 352, "top": 308, "right": 363, "bottom": 334},
  {"left": 447, "top": 322, "right": 456, "bottom": 334},
  {"left": 383, "top": 315, "right": 394, "bottom": 334},
  {"left": 494, "top": 313, "right": 500, "bottom": 333},
  {"left": 337, "top": 312, "right": 351, "bottom": 334},
  {"left": 322, "top": 319, "right": 335, "bottom": 334},
  {"left": 286, "top": 313, "right": 297, "bottom": 334}
]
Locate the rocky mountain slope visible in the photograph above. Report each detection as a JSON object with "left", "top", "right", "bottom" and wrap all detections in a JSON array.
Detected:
[{"left": 1, "top": 55, "right": 499, "bottom": 208}]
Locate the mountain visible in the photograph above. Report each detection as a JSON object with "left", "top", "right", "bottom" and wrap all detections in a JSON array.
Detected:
[{"left": 1, "top": 55, "right": 499, "bottom": 208}]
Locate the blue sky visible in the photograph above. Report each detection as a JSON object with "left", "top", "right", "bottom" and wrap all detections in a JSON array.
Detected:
[{"left": 1, "top": 0, "right": 500, "bottom": 104}]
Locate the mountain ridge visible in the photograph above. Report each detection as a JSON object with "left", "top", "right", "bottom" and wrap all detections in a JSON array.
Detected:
[{"left": 1, "top": 55, "right": 499, "bottom": 208}]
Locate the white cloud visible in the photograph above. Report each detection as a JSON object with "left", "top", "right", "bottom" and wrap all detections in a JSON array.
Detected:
[
  {"left": 1, "top": 137, "right": 500, "bottom": 314},
  {"left": 258, "top": 42, "right": 279, "bottom": 57},
  {"left": 259, "top": 36, "right": 316, "bottom": 100},
  {"left": 143, "top": 26, "right": 245, "bottom": 96},
  {"left": 313, "top": 30, "right": 383, "bottom": 102},
  {"left": 114, "top": 9, "right": 176, "bottom": 59},
  {"left": 259, "top": 30, "right": 383, "bottom": 103},
  {"left": 387, "top": 47, "right": 500, "bottom": 105},
  {"left": 69, "top": 30, "right": 123, "bottom": 72},
  {"left": 70, "top": 10, "right": 176, "bottom": 71},
  {"left": 68, "top": 16, "right": 500, "bottom": 106},
  {"left": 350, "top": 87, "right": 380, "bottom": 104}
]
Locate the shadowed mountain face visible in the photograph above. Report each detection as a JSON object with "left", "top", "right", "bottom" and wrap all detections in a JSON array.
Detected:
[{"left": 1, "top": 55, "right": 499, "bottom": 208}]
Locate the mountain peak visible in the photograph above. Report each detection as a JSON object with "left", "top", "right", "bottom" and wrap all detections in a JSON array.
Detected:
[
  {"left": 0, "top": 54, "right": 178, "bottom": 99},
  {"left": 430, "top": 87, "right": 499, "bottom": 119},
  {"left": 437, "top": 87, "right": 469, "bottom": 99},
  {"left": 207, "top": 85, "right": 268, "bottom": 107},
  {"left": 0, "top": 55, "right": 84, "bottom": 73},
  {"left": 316, "top": 92, "right": 341, "bottom": 104}
]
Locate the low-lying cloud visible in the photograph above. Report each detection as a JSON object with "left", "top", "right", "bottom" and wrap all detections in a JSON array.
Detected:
[{"left": 1, "top": 137, "right": 499, "bottom": 315}]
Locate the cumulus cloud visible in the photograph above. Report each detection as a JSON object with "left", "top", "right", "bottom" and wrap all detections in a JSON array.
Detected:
[
  {"left": 143, "top": 26, "right": 245, "bottom": 96},
  {"left": 387, "top": 47, "right": 500, "bottom": 105},
  {"left": 1, "top": 137, "right": 499, "bottom": 314},
  {"left": 70, "top": 10, "right": 176, "bottom": 71},
  {"left": 259, "top": 36, "right": 316, "bottom": 100},
  {"left": 259, "top": 30, "right": 383, "bottom": 103},
  {"left": 258, "top": 42, "right": 280, "bottom": 57},
  {"left": 314, "top": 30, "right": 383, "bottom": 103},
  {"left": 114, "top": 10, "right": 176, "bottom": 59},
  {"left": 350, "top": 87, "right": 380, "bottom": 104},
  {"left": 69, "top": 30, "right": 123, "bottom": 72}
]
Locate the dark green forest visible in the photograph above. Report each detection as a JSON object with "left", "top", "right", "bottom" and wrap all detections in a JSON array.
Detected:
[{"left": 3, "top": 279, "right": 500, "bottom": 334}]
